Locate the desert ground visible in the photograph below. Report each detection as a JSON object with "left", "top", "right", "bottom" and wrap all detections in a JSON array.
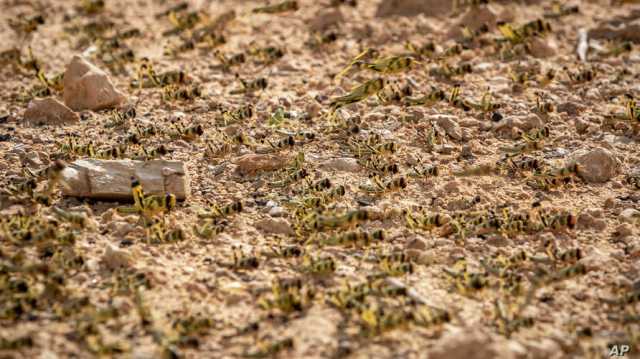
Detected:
[{"left": 1, "top": 0, "right": 640, "bottom": 358}]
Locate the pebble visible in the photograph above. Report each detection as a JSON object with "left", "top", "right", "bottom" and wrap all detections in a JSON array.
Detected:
[
  {"left": 101, "top": 244, "right": 132, "bottom": 270},
  {"left": 429, "top": 328, "right": 499, "bottom": 359},
  {"left": 613, "top": 223, "right": 633, "bottom": 238},
  {"left": 234, "top": 154, "right": 287, "bottom": 176},
  {"left": 308, "top": 8, "right": 344, "bottom": 32},
  {"left": 406, "top": 236, "right": 427, "bottom": 251},
  {"left": 570, "top": 147, "right": 619, "bottom": 183},
  {"left": 268, "top": 206, "right": 286, "bottom": 217},
  {"left": 619, "top": 208, "right": 640, "bottom": 223},
  {"left": 527, "top": 38, "right": 557, "bottom": 58},
  {"left": 319, "top": 157, "right": 361, "bottom": 172},
  {"left": 255, "top": 218, "right": 295, "bottom": 235},
  {"left": 580, "top": 248, "right": 611, "bottom": 271},
  {"left": 23, "top": 98, "right": 80, "bottom": 126},
  {"left": 376, "top": 0, "right": 452, "bottom": 17},
  {"left": 63, "top": 55, "right": 126, "bottom": 111},
  {"left": 432, "top": 114, "right": 462, "bottom": 140}
]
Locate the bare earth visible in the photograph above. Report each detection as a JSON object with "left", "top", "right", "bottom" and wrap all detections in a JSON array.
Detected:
[{"left": 1, "top": 0, "right": 640, "bottom": 358}]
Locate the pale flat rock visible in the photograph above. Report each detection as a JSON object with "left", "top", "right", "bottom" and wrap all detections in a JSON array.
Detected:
[
  {"left": 376, "top": 0, "right": 451, "bottom": 18},
  {"left": 24, "top": 98, "right": 80, "bottom": 126},
  {"left": 63, "top": 55, "right": 126, "bottom": 111},
  {"left": 61, "top": 159, "right": 189, "bottom": 201}
]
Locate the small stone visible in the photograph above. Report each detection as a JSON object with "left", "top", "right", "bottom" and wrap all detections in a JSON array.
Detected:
[
  {"left": 234, "top": 154, "right": 287, "bottom": 176},
  {"left": 268, "top": 206, "right": 286, "bottom": 217},
  {"left": 376, "top": 0, "right": 451, "bottom": 18},
  {"left": 557, "top": 102, "right": 582, "bottom": 116},
  {"left": 432, "top": 114, "right": 462, "bottom": 140},
  {"left": 580, "top": 248, "right": 610, "bottom": 271},
  {"left": 255, "top": 218, "right": 295, "bottom": 235},
  {"left": 524, "top": 338, "right": 562, "bottom": 359},
  {"left": 604, "top": 197, "right": 615, "bottom": 209},
  {"left": 437, "top": 144, "right": 456, "bottom": 154},
  {"left": 459, "top": 117, "right": 480, "bottom": 128},
  {"left": 527, "top": 38, "right": 557, "bottom": 58},
  {"left": 570, "top": 148, "right": 619, "bottom": 183},
  {"left": 429, "top": 328, "right": 498, "bottom": 359},
  {"left": 319, "top": 157, "right": 361, "bottom": 172},
  {"left": 363, "top": 111, "right": 385, "bottom": 122},
  {"left": 619, "top": 208, "right": 640, "bottom": 223},
  {"left": 101, "top": 244, "right": 132, "bottom": 270},
  {"left": 447, "top": 6, "right": 497, "bottom": 40},
  {"left": 517, "top": 114, "right": 544, "bottom": 131},
  {"left": 574, "top": 118, "right": 589, "bottom": 134},
  {"left": 63, "top": 55, "right": 126, "bottom": 111},
  {"left": 308, "top": 8, "right": 343, "bottom": 32},
  {"left": 443, "top": 180, "right": 460, "bottom": 194},
  {"left": 108, "top": 221, "right": 136, "bottom": 237},
  {"left": 287, "top": 307, "right": 340, "bottom": 357},
  {"left": 23, "top": 151, "right": 42, "bottom": 167},
  {"left": 613, "top": 223, "right": 633, "bottom": 238},
  {"left": 23, "top": 98, "right": 80, "bottom": 126},
  {"left": 406, "top": 236, "right": 427, "bottom": 251}
]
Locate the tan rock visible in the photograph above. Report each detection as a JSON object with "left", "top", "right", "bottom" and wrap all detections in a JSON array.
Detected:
[
  {"left": 61, "top": 159, "right": 189, "bottom": 201},
  {"left": 23, "top": 98, "right": 79, "bottom": 126},
  {"left": 569, "top": 148, "right": 619, "bottom": 183},
  {"left": 287, "top": 307, "right": 341, "bottom": 358},
  {"left": 619, "top": 208, "right": 640, "bottom": 224},
  {"left": 101, "top": 244, "right": 132, "bottom": 270},
  {"left": 63, "top": 55, "right": 126, "bottom": 111},
  {"left": 376, "top": 0, "right": 451, "bottom": 18},
  {"left": 527, "top": 38, "right": 557, "bottom": 58},
  {"left": 447, "top": 6, "right": 497, "bottom": 39},
  {"left": 255, "top": 218, "right": 295, "bottom": 235},
  {"left": 432, "top": 114, "right": 462, "bottom": 140},
  {"left": 308, "top": 8, "right": 343, "bottom": 32},
  {"left": 319, "top": 157, "right": 361, "bottom": 172},
  {"left": 429, "top": 328, "right": 498, "bottom": 359},
  {"left": 234, "top": 154, "right": 287, "bottom": 176}
]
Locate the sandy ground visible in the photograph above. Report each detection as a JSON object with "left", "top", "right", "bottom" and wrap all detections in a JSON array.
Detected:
[{"left": 1, "top": 0, "right": 640, "bottom": 358}]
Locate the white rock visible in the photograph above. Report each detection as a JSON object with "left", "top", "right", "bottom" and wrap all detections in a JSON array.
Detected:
[
  {"left": 61, "top": 159, "right": 189, "bottom": 201},
  {"left": 268, "top": 206, "right": 286, "bottom": 217},
  {"left": 63, "top": 55, "right": 126, "bottom": 111}
]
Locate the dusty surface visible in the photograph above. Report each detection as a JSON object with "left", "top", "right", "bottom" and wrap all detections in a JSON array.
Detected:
[{"left": 1, "top": 0, "right": 640, "bottom": 358}]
